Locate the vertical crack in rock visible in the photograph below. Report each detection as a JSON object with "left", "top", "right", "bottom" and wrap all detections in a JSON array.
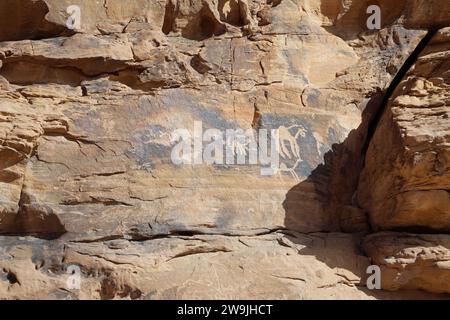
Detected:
[
  {"left": 162, "top": 0, "right": 176, "bottom": 36},
  {"left": 11, "top": 174, "right": 66, "bottom": 240},
  {"left": 357, "top": 26, "right": 449, "bottom": 233},
  {"left": 328, "top": 29, "right": 440, "bottom": 232},
  {"left": 361, "top": 29, "right": 438, "bottom": 166},
  {"left": 0, "top": 0, "right": 449, "bottom": 299}
]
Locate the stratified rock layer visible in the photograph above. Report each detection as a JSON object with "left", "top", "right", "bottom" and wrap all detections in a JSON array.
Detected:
[
  {"left": 358, "top": 27, "right": 450, "bottom": 293},
  {"left": 0, "top": 0, "right": 449, "bottom": 299},
  {"left": 358, "top": 28, "right": 450, "bottom": 232},
  {"left": 1, "top": 0, "right": 428, "bottom": 241},
  {"left": 2, "top": 233, "right": 448, "bottom": 300},
  {"left": 363, "top": 232, "right": 450, "bottom": 293}
]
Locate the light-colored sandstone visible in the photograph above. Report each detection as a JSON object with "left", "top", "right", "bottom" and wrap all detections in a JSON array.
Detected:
[
  {"left": 364, "top": 232, "right": 450, "bottom": 293},
  {"left": 357, "top": 28, "right": 450, "bottom": 232},
  {"left": 0, "top": 0, "right": 448, "bottom": 299}
]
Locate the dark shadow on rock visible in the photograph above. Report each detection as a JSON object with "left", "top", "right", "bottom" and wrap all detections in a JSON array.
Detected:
[
  {"left": 0, "top": 0, "right": 73, "bottom": 42},
  {"left": 284, "top": 26, "right": 436, "bottom": 234},
  {"left": 283, "top": 93, "right": 383, "bottom": 235},
  {"left": 280, "top": 93, "right": 388, "bottom": 298}
]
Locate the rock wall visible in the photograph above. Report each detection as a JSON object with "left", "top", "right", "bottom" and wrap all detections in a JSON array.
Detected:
[
  {"left": 358, "top": 28, "right": 450, "bottom": 232},
  {"left": 0, "top": 0, "right": 448, "bottom": 299},
  {"left": 358, "top": 26, "right": 450, "bottom": 293}
]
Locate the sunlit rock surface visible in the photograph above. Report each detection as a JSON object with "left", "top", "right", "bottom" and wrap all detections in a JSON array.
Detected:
[{"left": 0, "top": 0, "right": 448, "bottom": 299}]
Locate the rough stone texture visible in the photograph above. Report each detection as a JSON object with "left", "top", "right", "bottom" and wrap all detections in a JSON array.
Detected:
[
  {"left": 363, "top": 232, "right": 450, "bottom": 293},
  {"left": 0, "top": 0, "right": 449, "bottom": 299},
  {"left": 2, "top": 233, "right": 447, "bottom": 300},
  {"left": 357, "top": 27, "right": 450, "bottom": 293},
  {"left": 357, "top": 28, "right": 450, "bottom": 232}
]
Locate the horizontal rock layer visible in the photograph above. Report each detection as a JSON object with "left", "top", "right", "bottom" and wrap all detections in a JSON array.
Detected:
[
  {"left": 2, "top": 232, "right": 448, "bottom": 299},
  {"left": 0, "top": 0, "right": 449, "bottom": 299},
  {"left": 363, "top": 232, "right": 450, "bottom": 293},
  {"left": 357, "top": 27, "right": 450, "bottom": 232}
]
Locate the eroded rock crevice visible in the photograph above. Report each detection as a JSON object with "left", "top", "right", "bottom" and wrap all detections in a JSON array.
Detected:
[
  {"left": 0, "top": 0, "right": 448, "bottom": 299},
  {"left": 361, "top": 29, "right": 439, "bottom": 163},
  {"left": 356, "top": 27, "right": 450, "bottom": 292},
  {"left": 326, "top": 28, "right": 440, "bottom": 233}
]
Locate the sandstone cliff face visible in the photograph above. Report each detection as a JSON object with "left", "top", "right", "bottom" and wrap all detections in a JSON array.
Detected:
[
  {"left": 357, "top": 26, "right": 450, "bottom": 293},
  {"left": 363, "top": 232, "right": 450, "bottom": 293},
  {"left": 358, "top": 28, "right": 450, "bottom": 232},
  {"left": 0, "top": 0, "right": 448, "bottom": 299}
]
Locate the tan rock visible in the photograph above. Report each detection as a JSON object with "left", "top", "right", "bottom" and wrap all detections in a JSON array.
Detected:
[
  {"left": 363, "top": 232, "right": 450, "bottom": 293},
  {"left": 0, "top": 0, "right": 448, "bottom": 299},
  {"left": 1, "top": 232, "right": 447, "bottom": 299},
  {"left": 357, "top": 28, "right": 450, "bottom": 232}
]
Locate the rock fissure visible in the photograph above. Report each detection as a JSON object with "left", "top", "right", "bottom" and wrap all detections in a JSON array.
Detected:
[{"left": 0, "top": 0, "right": 448, "bottom": 299}]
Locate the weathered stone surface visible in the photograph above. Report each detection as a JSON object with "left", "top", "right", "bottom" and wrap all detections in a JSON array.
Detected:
[
  {"left": 363, "top": 232, "right": 450, "bottom": 293},
  {"left": 0, "top": 0, "right": 449, "bottom": 299},
  {"left": 357, "top": 28, "right": 450, "bottom": 232},
  {"left": 307, "top": 0, "right": 450, "bottom": 37},
  {"left": 0, "top": 0, "right": 68, "bottom": 42},
  {"left": 2, "top": 232, "right": 448, "bottom": 300}
]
